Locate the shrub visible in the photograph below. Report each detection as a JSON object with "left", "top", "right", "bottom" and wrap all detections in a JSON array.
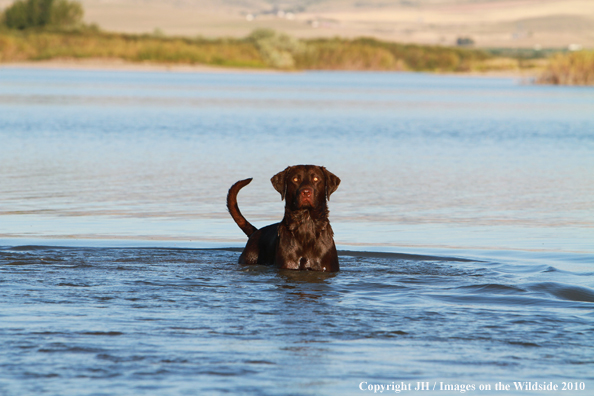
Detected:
[
  {"left": 295, "top": 39, "right": 400, "bottom": 70},
  {"left": 2, "top": 0, "right": 83, "bottom": 30},
  {"left": 248, "top": 29, "right": 304, "bottom": 69},
  {"left": 49, "top": 0, "right": 83, "bottom": 27},
  {"left": 537, "top": 51, "right": 594, "bottom": 85}
]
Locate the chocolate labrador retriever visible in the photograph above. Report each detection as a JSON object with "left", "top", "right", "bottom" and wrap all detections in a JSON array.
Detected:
[{"left": 227, "top": 165, "right": 341, "bottom": 272}]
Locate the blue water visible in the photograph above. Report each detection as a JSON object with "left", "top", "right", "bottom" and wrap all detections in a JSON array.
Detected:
[{"left": 0, "top": 68, "right": 593, "bottom": 395}]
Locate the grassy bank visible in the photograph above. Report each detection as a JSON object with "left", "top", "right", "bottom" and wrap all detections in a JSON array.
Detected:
[
  {"left": 295, "top": 37, "right": 493, "bottom": 72},
  {"left": 0, "top": 28, "right": 539, "bottom": 74},
  {"left": 0, "top": 29, "right": 267, "bottom": 68},
  {"left": 3, "top": 28, "right": 590, "bottom": 84}
]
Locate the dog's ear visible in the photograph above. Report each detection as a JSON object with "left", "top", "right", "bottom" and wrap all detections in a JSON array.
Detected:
[
  {"left": 322, "top": 167, "right": 341, "bottom": 200},
  {"left": 271, "top": 166, "right": 292, "bottom": 201}
]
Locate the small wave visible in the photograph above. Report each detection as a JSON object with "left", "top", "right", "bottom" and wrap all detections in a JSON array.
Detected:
[
  {"left": 455, "top": 283, "right": 526, "bottom": 295},
  {"left": 97, "top": 354, "right": 146, "bottom": 363},
  {"left": 243, "top": 360, "right": 276, "bottom": 365},
  {"left": 429, "top": 294, "right": 567, "bottom": 307},
  {"left": 364, "top": 330, "right": 409, "bottom": 338},
  {"left": 507, "top": 341, "right": 541, "bottom": 347},
  {"left": 2, "top": 245, "right": 74, "bottom": 251},
  {"left": 1, "top": 261, "right": 35, "bottom": 266},
  {"left": 38, "top": 344, "right": 105, "bottom": 354},
  {"left": 57, "top": 282, "right": 91, "bottom": 287},
  {"left": 528, "top": 282, "right": 594, "bottom": 303},
  {"left": 22, "top": 372, "right": 60, "bottom": 378},
  {"left": 338, "top": 249, "right": 478, "bottom": 262},
  {"left": 80, "top": 331, "right": 124, "bottom": 336}
]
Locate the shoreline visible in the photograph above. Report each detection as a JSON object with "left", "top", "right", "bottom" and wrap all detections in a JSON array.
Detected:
[
  {"left": 0, "top": 57, "right": 538, "bottom": 78},
  {"left": 0, "top": 58, "right": 277, "bottom": 74}
]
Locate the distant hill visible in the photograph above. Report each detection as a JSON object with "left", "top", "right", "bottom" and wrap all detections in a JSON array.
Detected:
[{"left": 2, "top": 0, "right": 591, "bottom": 48}]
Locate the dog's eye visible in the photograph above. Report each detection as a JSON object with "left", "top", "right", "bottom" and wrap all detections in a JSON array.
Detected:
[
  {"left": 312, "top": 176, "right": 319, "bottom": 182},
  {"left": 292, "top": 177, "right": 299, "bottom": 182}
]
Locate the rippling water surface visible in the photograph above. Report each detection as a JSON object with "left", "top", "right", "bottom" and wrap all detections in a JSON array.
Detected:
[{"left": 0, "top": 68, "right": 593, "bottom": 395}]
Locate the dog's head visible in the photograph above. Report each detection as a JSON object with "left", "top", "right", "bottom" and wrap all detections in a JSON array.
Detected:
[{"left": 271, "top": 165, "right": 340, "bottom": 211}]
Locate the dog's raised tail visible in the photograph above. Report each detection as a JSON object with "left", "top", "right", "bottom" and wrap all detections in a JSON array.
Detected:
[{"left": 227, "top": 178, "right": 258, "bottom": 237}]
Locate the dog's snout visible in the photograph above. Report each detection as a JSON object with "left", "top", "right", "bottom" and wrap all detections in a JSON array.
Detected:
[{"left": 301, "top": 188, "right": 313, "bottom": 197}]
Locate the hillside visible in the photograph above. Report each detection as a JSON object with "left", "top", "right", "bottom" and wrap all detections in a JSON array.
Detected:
[{"left": 2, "top": 0, "right": 587, "bottom": 49}]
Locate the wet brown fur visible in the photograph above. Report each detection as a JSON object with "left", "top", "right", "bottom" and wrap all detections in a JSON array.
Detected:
[{"left": 227, "top": 165, "right": 341, "bottom": 272}]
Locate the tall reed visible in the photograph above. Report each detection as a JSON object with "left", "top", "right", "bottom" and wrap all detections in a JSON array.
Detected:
[
  {"left": 297, "top": 37, "right": 491, "bottom": 72},
  {"left": 537, "top": 51, "right": 594, "bottom": 85},
  {"left": 0, "top": 30, "right": 266, "bottom": 68}
]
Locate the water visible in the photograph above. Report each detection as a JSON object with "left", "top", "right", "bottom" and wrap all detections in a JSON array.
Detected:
[{"left": 0, "top": 68, "right": 593, "bottom": 395}]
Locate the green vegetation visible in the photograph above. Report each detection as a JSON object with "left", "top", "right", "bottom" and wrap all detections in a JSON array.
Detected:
[
  {"left": 0, "top": 27, "right": 512, "bottom": 72},
  {"left": 296, "top": 37, "right": 492, "bottom": 72},
  {"left": 2, "top": 0, "right": 590, "bottom": 84},
  {"left": 2, "top": 0, "right": 83, "bottom": 30},
  {"left": 537, "top": 51, "right": 594, "bottom": 85},
  {"left": 248, "top": 29, "right": 304, "bottom": 69},
  {"left": 0, "top": 30, "right": 266, "bottom": 68},
  {"left": 244, "top": 30, "right": 494, "bottom": 72}
]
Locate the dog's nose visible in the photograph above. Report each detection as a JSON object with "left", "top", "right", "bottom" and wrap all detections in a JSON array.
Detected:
[{"left": 301, "top": 188, "right": 313, "bottom": 198}]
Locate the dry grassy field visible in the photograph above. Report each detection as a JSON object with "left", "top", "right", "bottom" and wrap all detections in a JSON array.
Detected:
[{"left": 1, "top": 0, "right": 587, "bottom": 48}]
